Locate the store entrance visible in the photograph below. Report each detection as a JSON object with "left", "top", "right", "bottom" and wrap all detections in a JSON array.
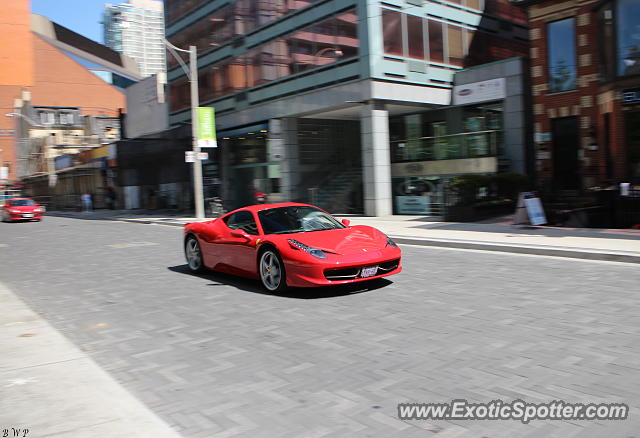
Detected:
[
  {"left": 626, "top": 111, "right": 640, "bottom": 180},
  {"left": 552, "top": 117, "right": 580, "bottom": 190}
]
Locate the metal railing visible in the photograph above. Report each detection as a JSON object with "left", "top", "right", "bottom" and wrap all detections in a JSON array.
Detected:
[{"left": 391, "top": 130, "right": 501, "bottom": 163}]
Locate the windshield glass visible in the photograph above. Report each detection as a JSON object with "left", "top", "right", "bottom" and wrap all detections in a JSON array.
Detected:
[
  {"left": 258, "top": 206, "right": 345, "bottom": 234},
  {"left": 10, "top": 199, "right": 35, "bottom": 206}
]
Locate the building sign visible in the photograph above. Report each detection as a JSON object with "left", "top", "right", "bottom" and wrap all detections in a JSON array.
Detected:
[
  {"left": 453, "top": 78, "right": 506, "bottom": 105},
  {"left": 396, "top": 195, "right": 430, "bottom": 214},
  {"left": 197, "top": 107, "right": 217, "bottom": 147},
  {"left": 622, "top": 88, "right": 640, "bottom": 106}
]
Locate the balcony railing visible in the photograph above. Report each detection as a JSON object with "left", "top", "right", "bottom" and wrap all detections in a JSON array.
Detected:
[{"left": 391, "top": 130, "right": 502, "bottom": 163}]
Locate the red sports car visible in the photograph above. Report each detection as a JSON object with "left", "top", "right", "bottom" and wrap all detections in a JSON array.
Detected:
[
  {"left": 183, "top": 203, "right": 402, "bottom": 292},
  {"left": 2, "top": 198, "right": 45, "bottom": 222}
]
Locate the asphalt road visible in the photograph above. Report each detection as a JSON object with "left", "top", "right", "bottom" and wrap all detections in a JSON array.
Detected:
[{"left": 1, "top": 216, "right": 639, "bottom": 438}]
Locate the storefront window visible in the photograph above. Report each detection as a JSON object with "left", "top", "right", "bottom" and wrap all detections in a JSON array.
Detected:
[
  {"left": 617, "top": 0, "right": 640, "bottom": 76},
  {"left": 547, "top": 18, "right": 577, "bottom": 93}
]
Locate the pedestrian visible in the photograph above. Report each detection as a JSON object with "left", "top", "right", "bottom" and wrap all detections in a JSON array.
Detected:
[
  {"left": 81, "top": 192, "right": 92, "bottom": 212},
  {"left": 106, "top": 186, "right": 117, "bottom": 210}
]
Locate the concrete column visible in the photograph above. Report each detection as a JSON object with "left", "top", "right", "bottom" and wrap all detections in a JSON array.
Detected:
[
  {"left": 273, "top": 118, "right": 299, "bottom": 202},
  {"left": 361, "top": 102, "right": 393, "bottom": 216}
]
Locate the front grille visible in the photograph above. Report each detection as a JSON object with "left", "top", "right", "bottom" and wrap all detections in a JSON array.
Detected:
[
  {"left": 324, "top": 258, "right": 400, "bottom": 281},
  {"left": 378, "top": 259, "right": 400, "bottom": 272},
  {"left": 324, "top": 267, "right": 360, "bottom": 281}
]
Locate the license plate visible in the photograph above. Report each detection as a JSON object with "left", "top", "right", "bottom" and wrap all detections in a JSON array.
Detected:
[
  {"left": 22, "top": 214, "right": 33, "bottom": 218},
  {"left": 361, "top": 266, "right": 378, "bottom": 278}
]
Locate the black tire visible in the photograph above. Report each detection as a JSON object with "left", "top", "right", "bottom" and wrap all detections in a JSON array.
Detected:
[
  {"left": 185, "top": 236, "right": 206, "bottom": 273},
  {"left": 259, "top": 248, "right": 287, "bottom": 293}
]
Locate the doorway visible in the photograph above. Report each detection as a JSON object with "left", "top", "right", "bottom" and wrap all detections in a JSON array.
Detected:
[{"left": 551, "top": 117, "right": 580, "bottom": 190}]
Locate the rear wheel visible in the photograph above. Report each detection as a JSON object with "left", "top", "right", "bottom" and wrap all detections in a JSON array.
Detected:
[
  {"left": 185, "top": 236, "right": 205, "bottom": 273},
  {"left": 259, "top": 249, "right": 287, "bottom": 293}
]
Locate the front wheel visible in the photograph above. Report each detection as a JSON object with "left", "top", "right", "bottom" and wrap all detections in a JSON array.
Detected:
[
  {"left": 259, "top": 249, "right": 287, "bottom": 293},
  {"left": 185, "top": 236, "right": 205, "bottom": 273}
]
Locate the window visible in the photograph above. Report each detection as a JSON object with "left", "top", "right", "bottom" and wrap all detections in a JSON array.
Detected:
[
  {"left": 38, "top": 111, "right": 55, "bottom": 125},
  {"left": 407, "top": 15, "right": 424, "bottom": 59},
  {"left": 382, "top": 9, "right": 403, "bottom": 56},
  {"left": 428, "top": 20, "right": 444, "bottom": 63},
  {"left": 225, "top": 211, "right": 259, "bottom": 235},
  {"left": 448, "top": 25, "right": 464, "bottom": 66},
  {"left": 547, "top": 18, "right": 577, "bottom": 93},
  {"left": 617, "top": 0, "right": 640, "bottom": 76},
  {"left": 597, "top": 4, "right": 615, "bottom": 82}
]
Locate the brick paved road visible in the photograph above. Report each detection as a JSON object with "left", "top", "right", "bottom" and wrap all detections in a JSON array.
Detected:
[{"left": 1, "top": 217, "right": 639, "bottom": 437}]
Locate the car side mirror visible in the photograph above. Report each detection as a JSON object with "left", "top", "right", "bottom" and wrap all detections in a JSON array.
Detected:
[
  {"left": 341, "top": 219, "right": 351, "bottom": 226},
  {"left": 231, "top": 229, "right": 250, "bottom": 239}
]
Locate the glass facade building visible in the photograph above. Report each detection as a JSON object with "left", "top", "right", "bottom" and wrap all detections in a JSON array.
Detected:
[
  {"left": 166, "top": 0, "right": 529, "bottom": 215},
  {"left": 104, "top": 0, "right": 166, "bottom": 77}
]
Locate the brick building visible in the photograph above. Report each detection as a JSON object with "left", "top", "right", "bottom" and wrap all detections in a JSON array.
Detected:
[{"left": 512, "top": 0, "right": 640, "bottom": 192}]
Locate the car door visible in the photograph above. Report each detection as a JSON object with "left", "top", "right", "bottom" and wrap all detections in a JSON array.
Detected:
[{"left": 224, "top": 210, "right": 260, "bottom": 275}]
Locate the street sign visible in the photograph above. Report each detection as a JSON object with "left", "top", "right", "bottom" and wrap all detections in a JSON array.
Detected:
[
  {"left": 185, "top": 151, "right": 196, "bottom": 162},
  {"left": 0, "top": 167, "right": 8, "bottom": 181},
  {"left": 197, "top": 152, "right": 209, "bottom": 160},
  {"left": 197, "top": 107, "right": 217, "bottom": 148}
]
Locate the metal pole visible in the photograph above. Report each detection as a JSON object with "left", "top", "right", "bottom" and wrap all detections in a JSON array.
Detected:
[{"left": 189, "top": 45, "right": 204, "bottom": 219}]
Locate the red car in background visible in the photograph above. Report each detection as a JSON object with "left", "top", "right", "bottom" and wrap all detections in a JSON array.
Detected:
[
  {"left": 2, "top": 198, "right": 45, "bottom": 222},
  {"left": 183, "top": 203, "right": 402, "bottom": 292}
]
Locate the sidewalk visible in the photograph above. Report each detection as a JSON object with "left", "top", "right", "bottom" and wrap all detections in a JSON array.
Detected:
[
  {"left": 0, "top": 282, "right": 182, "bottom": 438},
  {"left": 46, "top": 209, "right": 640, "bottom": 263}
]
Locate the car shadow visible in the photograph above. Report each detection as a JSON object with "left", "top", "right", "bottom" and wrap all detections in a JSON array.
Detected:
[{"left": 167, "top": 265, "right": 392, "bottom": 299}]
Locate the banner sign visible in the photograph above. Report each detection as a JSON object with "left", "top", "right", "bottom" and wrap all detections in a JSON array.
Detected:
[
  {"left": 453, "top": 78, "right": 506, "bottom": 105},
  {"left": 514, "top": 191, "right": 547, "bottom": 226},
  {"left": 197, "top": 107, "right": 217, "bottom": 147}
]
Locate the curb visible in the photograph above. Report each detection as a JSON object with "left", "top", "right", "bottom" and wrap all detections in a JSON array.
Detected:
[{"left": 391, "top": 236, "right": 640, "bottom": 264}]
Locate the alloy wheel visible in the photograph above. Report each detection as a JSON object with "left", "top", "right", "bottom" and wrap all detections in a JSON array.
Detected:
[{"left": 260, "top": 251, "right": 282, "bottom": 291}]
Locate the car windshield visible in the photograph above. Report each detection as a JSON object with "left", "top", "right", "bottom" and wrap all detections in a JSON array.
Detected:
[
  {"left": 258, "top": 206, "right": 345, "bottom": 234},
  {"left": 10, "top": 199, "right": 35, "bottom": 206}
]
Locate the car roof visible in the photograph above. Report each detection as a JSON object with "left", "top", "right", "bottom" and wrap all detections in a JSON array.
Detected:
[{"left": 231, "top": 202, "right": 316, "bottom": 214}]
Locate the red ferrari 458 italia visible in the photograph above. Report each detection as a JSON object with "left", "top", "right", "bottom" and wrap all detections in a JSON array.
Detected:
[
  {"left": 183, "top": 203, "right": 402, "bottom": 292},
  {"left": 2, "top": 198, "right": 45, "bottom": 222}
]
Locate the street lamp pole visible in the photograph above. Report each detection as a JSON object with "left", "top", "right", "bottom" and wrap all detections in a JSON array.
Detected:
[{"left": 164, "top": 39, "right": 205, "bottom": 219}]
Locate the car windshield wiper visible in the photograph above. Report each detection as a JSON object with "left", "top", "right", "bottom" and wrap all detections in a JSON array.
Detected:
[{"left": 270, "top": 229, "right": 306, "bottom": 234}]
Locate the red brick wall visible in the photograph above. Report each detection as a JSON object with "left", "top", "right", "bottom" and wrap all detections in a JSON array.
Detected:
[{"left": 526, "top": 0, "right": 629, "bottom": 190}]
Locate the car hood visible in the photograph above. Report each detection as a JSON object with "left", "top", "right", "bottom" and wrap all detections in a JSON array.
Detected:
[
  {"left": 7, "top": 206, "right": 38, "bottom": 212},
  {"left": 283, "top": 225, "right": 387, "bottom": 255}
]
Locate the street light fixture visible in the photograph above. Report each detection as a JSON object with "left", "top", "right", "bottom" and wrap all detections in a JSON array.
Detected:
[{"left": 164, "top": 38, "right": 205, "bottom": 219}]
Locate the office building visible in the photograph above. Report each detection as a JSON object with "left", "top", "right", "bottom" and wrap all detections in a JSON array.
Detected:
[
  {"left": 165, "top": 0, "right": 529, "bottom": 215},
  {"left": 104, "top": 0, "right": 166, "bottom": 77}
]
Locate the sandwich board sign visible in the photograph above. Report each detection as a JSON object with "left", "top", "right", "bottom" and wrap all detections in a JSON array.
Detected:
[
  {"left": 196, "top": 107, "right": 217, "bottom": 148},
  {"left": 513, "top": 191, "right": 547, "bottom": 226}
]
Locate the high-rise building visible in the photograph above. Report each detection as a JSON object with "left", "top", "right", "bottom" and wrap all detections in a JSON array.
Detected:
[
  {"left": 164, "top": 0, "right": 529, "bottom": 216},
  {"left": 103, "top": 0, "right": 165, "bottom": 77}
]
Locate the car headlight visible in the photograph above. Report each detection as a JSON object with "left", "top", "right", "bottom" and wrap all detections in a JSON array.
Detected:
[
  {"left": 386, "top": 236, "right": 398, "bottom": 248},
  {"left": 288, "top": 239, "right": 327, "bottom": 259}
]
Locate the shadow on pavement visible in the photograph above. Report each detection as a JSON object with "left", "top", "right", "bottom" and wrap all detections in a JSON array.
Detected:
[{"left": 168, "top": 264, "right": 392, "bottom": 299}]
